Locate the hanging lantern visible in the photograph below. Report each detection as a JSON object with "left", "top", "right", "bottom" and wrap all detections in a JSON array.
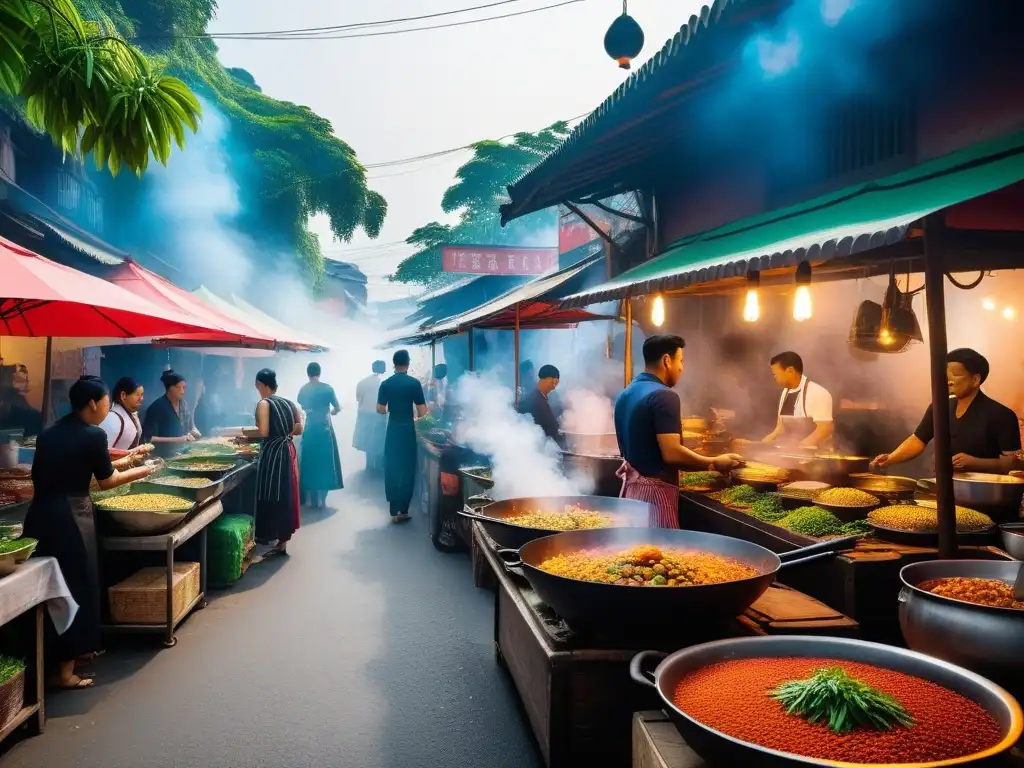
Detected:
[{"left": 604, "top": 1, "right": 644, "bottom": 70}]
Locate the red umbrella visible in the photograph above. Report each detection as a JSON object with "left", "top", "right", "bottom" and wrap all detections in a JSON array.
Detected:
[
  {"left": 106, "top": 260, "right": 276, "bottom": 348},
  {"left": 0, "top": 237, "right": 220, "bottom": 338}
]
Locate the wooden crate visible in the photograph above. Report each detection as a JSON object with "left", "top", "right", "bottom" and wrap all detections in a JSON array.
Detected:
[
  {"left": 634, "top": 712, "right": 706, "bottom": 768},
  {"left": 108, "top": 562, "right": 200, "bottom": 625}
]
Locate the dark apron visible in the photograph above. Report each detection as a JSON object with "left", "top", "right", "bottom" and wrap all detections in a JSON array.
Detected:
[{"left": 779, "top": 384, "right": 817, "bottom": 446}]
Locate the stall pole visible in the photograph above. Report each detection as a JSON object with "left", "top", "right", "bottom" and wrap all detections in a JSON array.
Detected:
[
  {"left": 623, "top": 299, "right": 633, "bottom": 388},
  {"left": 40, "top": 337, "right": 53, "bottom": 428},
  {"left": 605, "top": 240, "right": 614, "bottom": 360},
  {"left": 923, "top": 212, "right": 957, "bottom": 559},
  {"left": 430, "top": 339, "right": 436, "bottom": 372},
  {"left": 514, "top": 303, "right": 521, "bottom": 408},
  {"left": 468, "top": 328, "right": 476, "bottom": 372}
]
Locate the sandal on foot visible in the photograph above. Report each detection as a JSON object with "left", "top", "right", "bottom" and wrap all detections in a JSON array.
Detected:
[{"left": 51, "top": 675, "right": 94, "bottom": 690}]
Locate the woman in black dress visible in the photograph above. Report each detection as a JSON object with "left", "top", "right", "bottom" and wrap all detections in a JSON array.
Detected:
[
  {"left": 252, "top": 369, "right": 303, "bottom": 555},
  {"left": 23, "top": 377, "right": 157, "bottom": 689}
]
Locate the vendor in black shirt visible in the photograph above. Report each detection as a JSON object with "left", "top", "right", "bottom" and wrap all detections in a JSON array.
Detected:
[
  {"left": 517, "top": 364, "right": 562, "bottom": 446},
  {"left": 872, "top": 348, "right": 1020, "bottom": 473}
]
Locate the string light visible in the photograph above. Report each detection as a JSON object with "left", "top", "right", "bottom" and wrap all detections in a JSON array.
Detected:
[
  {"left": 651, "top": 295, "right": 665, "bottom": 327},
  {"left": 743, "top": 270, "right": 760, "bottom": 322},
  {"left": 793, "top": 261, "right": 813, "bottom": 322}
]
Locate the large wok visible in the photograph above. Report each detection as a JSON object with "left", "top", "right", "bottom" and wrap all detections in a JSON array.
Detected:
[
  {"left": 629, "top": 636, "right": 1023, "bottom": 768},
  {"left": 497, "top": 528, "right": 861, "bottom": 630},
  {"left": 457, "top": 495, "right": 650, "bottom": 550}
]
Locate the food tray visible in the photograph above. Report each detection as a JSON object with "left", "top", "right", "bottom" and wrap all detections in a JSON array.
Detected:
[
  {"left": 163, "top": 459, "right": 239, "bottom": 478},
  {"left": 0, "top": 552, "right": 17, "bottom": 577},
  {"left": 868, "top": 522, "right": 997, "bottom": 546},
  {"left": 0, "top": 538, "right": 37, "bottom": 563},
  {"left": 136, "top": 476, "right": 224, "bottom": 504}
]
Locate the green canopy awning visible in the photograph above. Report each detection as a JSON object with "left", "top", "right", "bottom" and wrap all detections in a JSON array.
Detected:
[{"left": 563, "top": 130, "right": 1024, "bottom": 306}]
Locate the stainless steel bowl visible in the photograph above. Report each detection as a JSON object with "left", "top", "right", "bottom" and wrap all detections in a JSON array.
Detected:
[
  {"left": 1000, "top": 524, "right": 1024, "bottom": 560},
  {"left": 920, "top": 473, "right": 1024, "bottom": 509},
  {"left": 631, "top": 635, "right": 1023, "bottom": 768},
  {"left": 100, "top": 508, "right": 189, "bottom": 535},
  {"left": 900, "top": 559, "right": 1024, "bottom": 688}
]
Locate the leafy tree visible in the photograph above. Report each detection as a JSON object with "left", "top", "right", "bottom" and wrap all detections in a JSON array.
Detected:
[
  {"left": 0, "top": 0, "right": 201, "bottom": 176},
  {"left": 74, "top": 0, "right": 387, "bottom": 282},
  {"left": 391, "top": 122, "right": 570, "bottom": 286}
]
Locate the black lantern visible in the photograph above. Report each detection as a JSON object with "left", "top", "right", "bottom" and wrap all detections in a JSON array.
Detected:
[{"left": 604, "top": 1, "right": 644, "bottom": 70}]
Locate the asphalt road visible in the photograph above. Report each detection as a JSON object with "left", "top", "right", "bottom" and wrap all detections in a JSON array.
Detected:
[{"left": 1, "top": 464, "right": 543, "bottom": 768}]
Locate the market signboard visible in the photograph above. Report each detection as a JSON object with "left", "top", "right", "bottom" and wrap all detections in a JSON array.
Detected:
[{"left": 441, "top": 245, "right": 559, "bottom": 275}]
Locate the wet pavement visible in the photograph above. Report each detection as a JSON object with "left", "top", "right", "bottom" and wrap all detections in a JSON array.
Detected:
[{"left": 1, "top": 465, "right": 543, "bottom": 768}]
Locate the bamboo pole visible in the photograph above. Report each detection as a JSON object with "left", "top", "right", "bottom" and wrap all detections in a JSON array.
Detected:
[
  {"left": 923, "top": 213, "right": 957, "bottom": 559},
  {"left": 624, "top": 299, "right": 633, "bottom": 388},
  {"left": 514, "top": 303, "right": 521, "bottom": 408}
]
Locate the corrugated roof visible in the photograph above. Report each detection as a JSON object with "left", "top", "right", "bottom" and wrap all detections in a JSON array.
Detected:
[
  {"left": 502, "top": 0, "right": 764, "bottom": 223},
  {"left": 563, "top": 130, "right": 1024, "bottom": 305},
  {"left": 34, "top": 217, "right": 126, "bottom": 265}
]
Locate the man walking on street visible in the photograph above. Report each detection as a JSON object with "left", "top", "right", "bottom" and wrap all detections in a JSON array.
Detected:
[{"left": 377, "top": 350, "right": 428, "bottom": 524}]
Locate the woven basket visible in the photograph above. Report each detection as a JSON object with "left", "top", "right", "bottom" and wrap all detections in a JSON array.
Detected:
[
  {"left": 0, "top": 669, "right": 25, "bottom": 731},
  {"left": 108, "top": 562, "right": 201, "bottom": 625}
]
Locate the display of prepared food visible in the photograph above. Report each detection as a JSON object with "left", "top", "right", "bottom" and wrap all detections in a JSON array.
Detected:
[
  {"left": 0, "top": 465, "right": 31, "bottom": 479},
  {"left": 0, "top": 538, "right": 36, "bottom": 556},
  {"left": 95, "top": 493, "right": 194, "bottom": 512},
  {"left": 0, "top": 479, "right": 32, "bottom": 501},
  {"left": 539, "top": 545, "right": 758, "bottom": 587},
  {"left": 148, "top": 475, "right": 216, "bottom": 489},
  {"left": 779, "top": 481, "right": 830, "bottom": 500},
  {"left": 679, "top": 471, "right": 725, "bottom": 491},
  {"left": 503, "top": 505, "right": 614, "bottom": 531},
  {"left": 166, "top": 459, "right": 235, "bottom": 473},
  {"left": 919, "top": 576, "right": 1024, "bottom": 610},
  {"left": 732, "top": 462, "right": 789, "bottom": 484},
  {"left": 814, "top": 487, "right": 879, "bottom": 507},
  {"left": 0, "top": 492, "right": 17, "bottom": 508},
  {"left": 108, "top": 562, "right": 201, "bottom": 624},
  {"left": 867, "top": 504, "right": 993, "bottom": 533}
]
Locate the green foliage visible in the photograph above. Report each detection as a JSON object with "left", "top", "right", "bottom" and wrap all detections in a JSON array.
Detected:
[
  {"left": 1, "top": 0, "right": 201, "bottom": 176},
  {"left": 771, "top": 667, "right": 915, "bottom": 733},
  {"left": 52, "top": 0, "right": 387, "bottom": 282},
  {"left": 0, "top": 656, "right": 26, "bottom": 686},
  {"left": 392, "top": 122, "right": 570, "bottom": 286}
]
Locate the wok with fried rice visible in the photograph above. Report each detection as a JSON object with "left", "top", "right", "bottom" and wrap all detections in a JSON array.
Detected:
[{"left": 497, "top": 528, "right": 861, "bottom": 629}]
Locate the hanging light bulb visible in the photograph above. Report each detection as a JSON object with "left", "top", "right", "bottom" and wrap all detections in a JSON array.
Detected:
[
  {"left": 1003, "top": 306, "right": 1017, "bottom": 321},
  {"left": 651, "top": 295, "right": 665, "bottom": 327},
  {"left": 604, "top": 0, "right": 645, "bottom": 70},
  {"left": 983, "top": 297, "right": 996, "bottom": 311},
  {"left": 793, "top": 261, "right": 813, "bottom": 322},
  {"left": 743, "top": 270, "right": 760, "bottom": 322}
]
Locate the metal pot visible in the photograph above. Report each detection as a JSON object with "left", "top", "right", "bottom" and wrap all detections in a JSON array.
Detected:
[
  {"left": 1000, "top": 523, "right": 1024, "bottom": 560},
  {"left": 457, "top": 495, "right": 651, "bottom": 550},
  {"left": 497, "top": 528, "right": 860, "bottom": 631},
  {"left": 562, "top": 431, "right": 620, "bottom": 457},
  {"left": 848, "top": 473, "right": 917, "bottom": 499},
  {"left": 919, "top": 473, "right": 1024, "bottom": 509},
  {"left": 630, "top": 635, "right": 1023, "bottom": 768},
  {"left": 900, "top": 559, "right": 1024, "bottom": 688}
]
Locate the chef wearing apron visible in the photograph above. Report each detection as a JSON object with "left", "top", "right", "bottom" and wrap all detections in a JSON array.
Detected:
[{"left": 760, "top": 351, "right": 834, "bottom": 449}]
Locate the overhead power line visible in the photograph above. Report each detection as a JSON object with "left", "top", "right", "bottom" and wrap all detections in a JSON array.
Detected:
[
  {"left": 202, "top": 0, "right": 534, "bottom": 38},
  {"left": 180, "top": 0, "right": 589, "bottom": 42}
]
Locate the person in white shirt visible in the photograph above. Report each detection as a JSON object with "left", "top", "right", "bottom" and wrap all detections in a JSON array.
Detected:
[
  {"left": 100, "top": 377, "right": 145, "bottom": 450},
  {"left": 760, "top": 351, "right": 834, "bottom": 449}
]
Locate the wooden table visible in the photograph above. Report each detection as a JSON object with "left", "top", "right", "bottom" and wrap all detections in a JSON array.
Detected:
[
  {"left": 475, "top": 523, "right": 857, "bottom": 768},
  {"left": 681, "top": 492, "right": 1012, "bottom": 642}
]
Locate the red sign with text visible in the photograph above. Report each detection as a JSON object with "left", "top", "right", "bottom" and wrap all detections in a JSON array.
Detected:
[
  {"left": 441, "top": 246, "right": 559, "bottom": 275},
  {"left": 558, "top": 216, "right": 612, "bottom": 254}
]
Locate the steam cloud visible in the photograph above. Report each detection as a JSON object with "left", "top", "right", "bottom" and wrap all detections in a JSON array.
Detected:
[
  {"left": 454, "top": 373, "right": 594, "bottom": 500},
  {"left": 561, "top": 389, "right": 615, "bottom": 434}
]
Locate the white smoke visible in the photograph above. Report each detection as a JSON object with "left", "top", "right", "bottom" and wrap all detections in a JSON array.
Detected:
[
  {"left": 561, "top": 388, "right": 615, "bottom": 434},
  {"left": 454, "top": 373, "right": 593, "bottom": 500}
]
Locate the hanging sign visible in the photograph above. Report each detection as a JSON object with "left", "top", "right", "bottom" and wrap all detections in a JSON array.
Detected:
[{"left": 441, "top": 245, "right": 558, "bottom": 275}]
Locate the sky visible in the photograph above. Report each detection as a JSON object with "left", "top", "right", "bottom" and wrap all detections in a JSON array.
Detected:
[{"left": 207, "top": 0, "right": 708, "bottom": 302}]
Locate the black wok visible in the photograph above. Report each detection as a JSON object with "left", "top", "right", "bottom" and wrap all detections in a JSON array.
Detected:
[
  {"left": 497, "top": 528, "right": 861, "bottom": 630},
  {"left": 457, "top": 495, "right": 651, "bottom": 550}
]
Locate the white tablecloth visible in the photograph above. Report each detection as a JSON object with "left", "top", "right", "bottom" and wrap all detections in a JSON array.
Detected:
[{"left": 0, "top": 557, "right": 78, "bottom": 634}]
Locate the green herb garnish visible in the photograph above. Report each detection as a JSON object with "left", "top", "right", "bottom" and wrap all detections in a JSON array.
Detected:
[
  {"left": 771, "top": 667, "right": 915, "bottom": 733},
  {"left": 0, "top": 538, "right": 36, "bottom": 554},
  {"left": 840, "top": 519, "right": 873, "bottom": 536}
]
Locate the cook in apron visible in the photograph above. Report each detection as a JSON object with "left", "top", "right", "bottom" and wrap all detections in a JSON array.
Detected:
[{"left": 778, "top": 383, "right": 818, "bottom": 447}]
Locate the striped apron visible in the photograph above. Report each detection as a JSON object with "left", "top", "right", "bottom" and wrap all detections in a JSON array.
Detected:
[{"left": 616, "top": 460, "right": 679, "bottom": 529}]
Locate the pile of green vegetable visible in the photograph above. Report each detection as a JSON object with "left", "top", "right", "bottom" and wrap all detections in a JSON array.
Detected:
[
  {"left": 680, "top": 472, "right": 723, "bottom": 489},
  {"left": 720, "top": 484, "right": 760, "bottom": 506},
  {"left": 722, "top": 484, "right": 871, "bottom": 539},
  {"left": 0, "top": 656, "right": 25, "bottom": 686},
  {"left": 772, "top": 666, "right": 914, "bottom": 733},
  {"left": 749, "top": 494, "right": 788, "bottom": 523},
  {"left": 0, "top": 538, "right": 35, "bottom": 555}
]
